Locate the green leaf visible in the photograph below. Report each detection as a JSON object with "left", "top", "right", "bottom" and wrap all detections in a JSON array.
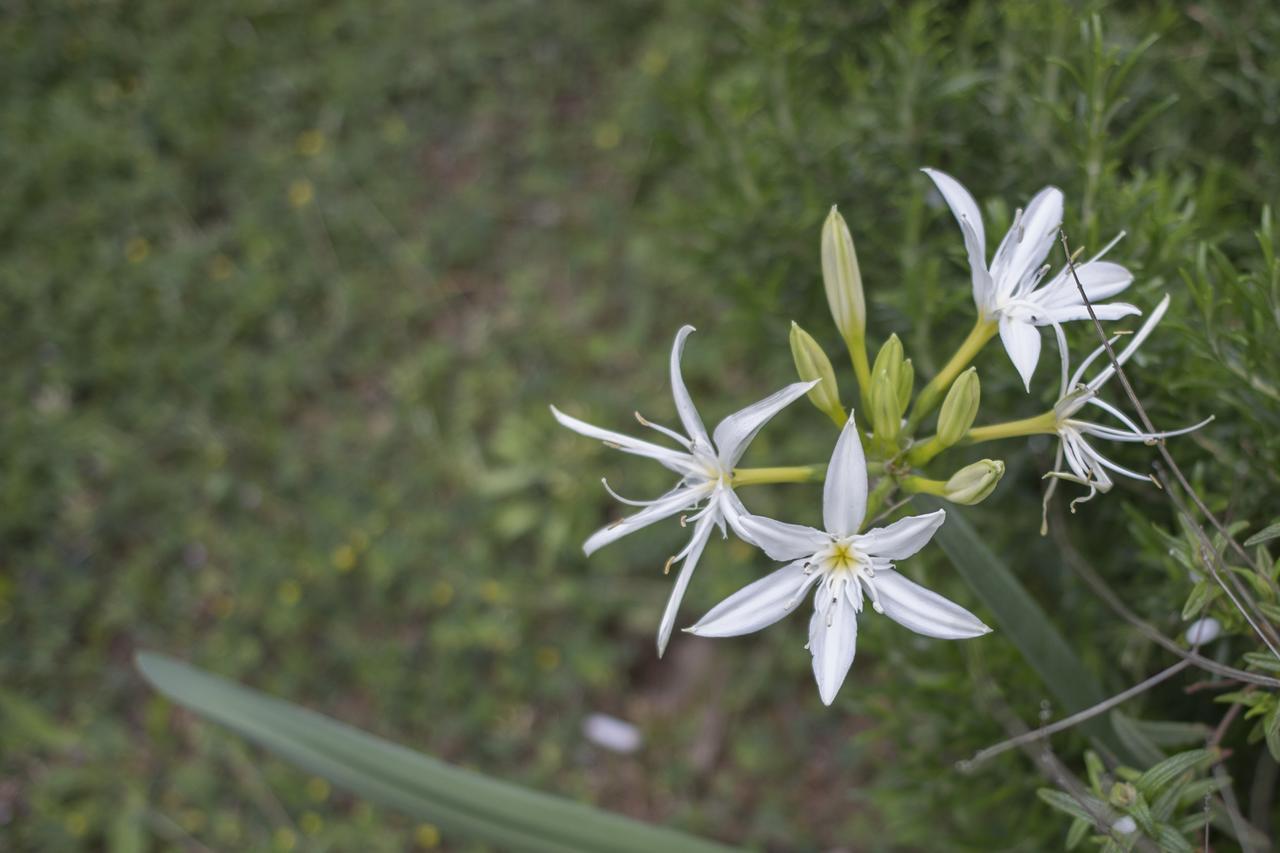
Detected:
[
  {"left": 136, "top": 653, "right": 735, "bottom": 853},
  {"left": 1134, "top": 750, "right": 1214, "bottom": 799},
  {"left": 1037, "top": 788, "right": 1110, "bottom": 824},
  {"left": 1066, "top": 817, "right": 1090, "bottom": 849},
  {"left": 1110, "top": 712, "right": 1166, "bottom": 767},
  {"left": 928, "top": 503, "right": 1125, "bottom": 756},
  {"left": 1154, "top": 825, "right": 1194, "bottom": 853},
  {"left": 1265, "top": 702, "right": 1280, "bottom": 762},
  {"left": 1243, "top": 521, "right": 1280, "bottom": 548}
]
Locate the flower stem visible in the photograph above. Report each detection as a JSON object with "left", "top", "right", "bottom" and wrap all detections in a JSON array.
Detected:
[
  {"left": 963, "top": 411, "right": 1058, "bottom": 444},
  {"left": 860, "top": 476, "right": 897, "bottom": 526},
  {"left": 899, "top": 475, "right": 947, "bottom": 497},
  {"left": 904, "top": 318, "right": 997, "bottom": 435},
  {"left": 732, "top": 465, "right": 825, "bottom": 487},
  {"left": 848, "top": 336, "right": 874, "bottom": 413}
]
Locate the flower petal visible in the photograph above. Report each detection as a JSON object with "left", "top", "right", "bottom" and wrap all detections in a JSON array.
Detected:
[
  {"left": 998, "top": 315, "right": 1042, "bottom": 392},
  {"left": 875, "top": 570, "right": 991, "bottom": 639},
  {"left": 712, "top": 380, "right": 817, "bottom": 469},
  {"left": 990, "top": 186, "right": 1063, "bottom": 299},
  {"left": 1037, "top": 302, "right": 1142, "bottom": 324},
  {"left": 922, "top": 168, "right": 993, "bottom": 311},
  {"left": 736, "top": 514, "right": 827, "bottom": 561},
  {"left": 823, "top": 415, "right": 869, "bottom": 536},
  {"left": 656, "top": 512, "right": 717, "bottom": 657},
  {"left": 809, "top": 592, "right": 858, "bottom": 705},
  {"left": 550, "top": 405, "right": 695, "bottom": 476},
  {"left": 1035, "top": 261, "right": 1134, "bottom": 309},
  {"left": 687, "top": 559, "right": 814, "bottom": 638},
  {"left": 669, "top": 325, "right": 712, "bottom": 449},
  {"left": 855, "top": 509, "right": 946, "bottom": 560},
  {"left": 582, "top": 484, "right": 709, "bottom": 556}
]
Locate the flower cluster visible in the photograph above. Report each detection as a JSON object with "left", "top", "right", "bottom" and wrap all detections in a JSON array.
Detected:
[{"left": 554, "top": 169, "right": 1209, "bottom": 704}]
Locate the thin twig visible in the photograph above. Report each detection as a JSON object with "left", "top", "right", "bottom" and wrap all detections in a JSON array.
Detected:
[
  {"left": 1058, "top": 230, "right": 1280, "bottom": 661},
  {"left": 963, "top": 659, "right": 1193, "bottom": 767},
  {"left": 1048, "top": 510, "right": 1280, "bottom": 689}
]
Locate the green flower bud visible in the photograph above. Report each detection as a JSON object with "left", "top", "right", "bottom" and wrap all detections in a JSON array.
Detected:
[
  {"left": 1108, "top": 782, "right": 1137, "bottom": 809},
  {"left": 789, "top": 322, "right": 846, "bottom": 426},
  {"left": 821, "top": 206, "right": 866, "bottom": 347},
  {"left": 871, "top": 333, "right": 904, "bottom": 383},
  {"left": 936, "top": 368, "right": 981, "bottom": 447},
  {"left": 943, "top": 459, "right": 1005, "bottom": 505},
  {"left": 870, "top": 366, "right": 900, "bottom": 444},
  {"left": 896, "top": 358, "right": 914, "bottom": 415}
]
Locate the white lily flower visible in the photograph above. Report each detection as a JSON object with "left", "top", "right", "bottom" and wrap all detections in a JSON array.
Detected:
[
  {"left": 1044, "top": 294, "right": 1213, "bottom": 513},
  {"left": 687, "top": 415, "right": 991, "bottom": 705},
  {"left": 922, "top": 168, "right": 1140, "bottom": 390},
  {"left": 552, "top": 325, "right": 816, "bottom": 657}
]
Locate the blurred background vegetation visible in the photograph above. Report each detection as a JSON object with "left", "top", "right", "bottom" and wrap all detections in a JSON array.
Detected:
[{"left": 3, "top": 0, "right": 1279, "bottom": 849}]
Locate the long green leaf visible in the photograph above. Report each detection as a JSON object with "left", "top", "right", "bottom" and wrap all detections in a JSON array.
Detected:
[
  {"left": 136, "top": 652, "right": 735, "bottom": 853},
  {"left": 925, "top": 502, "right": 1126, "bottom": 757}
]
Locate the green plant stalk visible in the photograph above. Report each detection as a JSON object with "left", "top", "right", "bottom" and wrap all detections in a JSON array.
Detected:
[
  {"left": 732, "top": 465, "right": 825, "bottom": 486},
  {"left": 849, "top": 336, "right": 874, "bottom": 413},
  {"left": 904, "top": 318, "right": 997, "bottom": 434},
  {"left": 963, "top": 411, "right": 1058, "bottom": 444},
  {"left": 860, "top": 477, "right": 897, "bottom": 526},
  {"left": 899, "top": 474, "right": 947, "bottom": 496},
  {"left": 905, "top": 435, "right": 949, "bottom": 467}
]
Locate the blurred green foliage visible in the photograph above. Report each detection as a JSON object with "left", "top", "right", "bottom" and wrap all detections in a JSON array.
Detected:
[{"left": 3, "top": 0, "right": 1279, "bottom": 850}]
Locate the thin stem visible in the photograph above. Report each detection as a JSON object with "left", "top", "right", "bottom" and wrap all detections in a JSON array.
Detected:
[
  {"left": 860, "top": 477, "right": 897, "bottom": 528},
  {"left": 963, "top": 411, "right": 1058, "bottom": 444},
  {"left": 732, "top": 465, "right": 825, "bottom": 487},
  {"left": 1058, "top": 230, "right": 1280, "bottom": 661},
  {"left": 904, "top": 317, "right": 998, "bottom": 434},
  {"left": 899, "top": 474, "right": 946, "bottom": 497},
  {"left": 964, "top": 659, "right": 1195, "bottom": 767},
  {"left": 849, "top": 337, "right": 873, "bottom": 414}
]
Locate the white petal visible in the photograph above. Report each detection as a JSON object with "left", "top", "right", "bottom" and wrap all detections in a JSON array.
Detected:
[
  {"left": 998, "top": 316, "right": 1042, "bottom": 391},
  {"left": 669, "top": 325, "right": 712, "bottom": 449},
  {"left": 687, "top": 559, "right": 814, "bottom": 638},
  {"left": 1086, "top": 294, "right": 1170, "bottom": 391},
  {"left": 582, "top": 484, "right": 708, "bottom": 556},
  {"left": 809, "top": 593, "right": 858, "bottom": 705},
  {"left": 823, "top": 415, "right": 869, "bottom": 536},
  {"left": 712, "top": 380, "right": 817, "bottom": 469},
  {"left": 736, "top": 514, "right": 827, "bottom": 561},
  {"left": 855, "top": 509, "right": 946, "bottom": 560},
  {"left": 922, "top": 168, "right": 993, "bottom": 311},
  {"left": 990, "top": 186, "right": 1063, "bottom": 298},
  {"left": 717, "top": 487, "right": 751, "bottom": 541},
  {"left": 1037, "top": 302, "right": 1142, "bottom": 324},
  {"left": 875, "top": 570, "right": 991, "bottom": 639},
  {"left": 656, "top": 512, "right": 717, "bottom": 657},
  {"left": 551, "top": 406, "right": 695, "bottom": 476},
  {"left": 1035, "top": 261, "right": 1134, "bottom": 308}
]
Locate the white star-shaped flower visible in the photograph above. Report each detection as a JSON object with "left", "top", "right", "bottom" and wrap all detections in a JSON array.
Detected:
[
  {"left": 923, "top": 168, "right": 1140, "bottom": 390},
  {"left": 687, "top": 414, "right": 991, "bottom": 705},
  {"left": 552, "top": 325, "right": 816, "bottom": 657},
  {"left": 1044, "top": 294, "right": 1212, "bottom": 511}
]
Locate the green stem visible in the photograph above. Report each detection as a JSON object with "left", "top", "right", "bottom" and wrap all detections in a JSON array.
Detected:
[
  {"left": 844, "top": 334, "right": 873, "bottom": 414},
  {"left": 905, "top": 436, "right": 948, "bottom": 467},
  {"left": 963, "top": 411, "right": 1058, "bottom": 444},
  {"left": 904, "top": 318, "right": 997, "bottom": 434},
  {"left": 860, "top": 477, "right": 897, "bottom": 527},
  {"left": 899, "top": 475, "right": 947, "bottom": 497},
  {"left": 732, "top": 465, "right": 825, "bottom": 487}
]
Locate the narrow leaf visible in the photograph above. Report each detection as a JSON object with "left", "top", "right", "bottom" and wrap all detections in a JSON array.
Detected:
[{"left": 136, "top": 653, "right": 735, "bottom": 853}]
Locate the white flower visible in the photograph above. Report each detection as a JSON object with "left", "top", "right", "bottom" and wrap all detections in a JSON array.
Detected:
[
  {"left": 552, "top": 325, "right": 816, "bottom": 657},
  {"left": 922, "top": 168, "right": 1140, "bottom": 390},
  {"left": 1044, "top": 294, "right": 1212, "bottom": 511},
  {"left": 687, "top": 415, "right": 991, "bottom": 705}
]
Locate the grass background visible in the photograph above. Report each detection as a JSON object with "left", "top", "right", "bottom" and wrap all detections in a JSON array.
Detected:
[{"left": 3, "top": 1, "right": 1279, "bottom": 850}]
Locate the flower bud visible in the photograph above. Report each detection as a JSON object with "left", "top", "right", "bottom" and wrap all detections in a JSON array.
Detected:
[
  {"left": 895, "top": 358, "right": 914, "bottom": 415},
  {"left": 789, "top": 322, "right": 846, "bottom": 426},
  {"left": 870, "top": 366, "right": 900, "bottom": 444},
  {"left": 943, "top": 459, "right": 1004, "bottom": 505},
  {"left": 936, "top": 368, "right": 981, "bottom": 447},
  {"left": 821, "top": 206, "right": 866, "bottom": 347},
  {"left": 871, "top": 333, "right": 904, "bottom": 384},
  {"left": 1108, "top": 782, "right": 1137, "bottom": 809}
]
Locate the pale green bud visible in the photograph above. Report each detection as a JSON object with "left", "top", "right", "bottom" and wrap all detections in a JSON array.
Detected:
[
  {"left": 871, "top": 333, "right": 904, "bottom": 382},
  {"left": 870, "top": 366, "right": 900, "bottom": 444},
  {"left": 936, "top": 368, "right": 981, "bottom": 447},
  {"left": 943, "top": 459, "right": 1005, "bottom": 505},
  {"left": 789, "top": 322, "right": 845, "bottom": 426},
  {"left": 821, "top": 206, "right": 866, "bottom": 346},
  {"left": 1108, "top": 782, "right": 1137, "bottom": 809},
  {"left": 895, "top": 358, "right": 914, "bottom": 415}
]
